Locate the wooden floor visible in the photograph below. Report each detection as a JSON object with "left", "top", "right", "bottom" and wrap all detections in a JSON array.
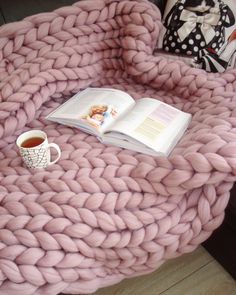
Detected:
[
  {"left": 1, "top": 1, "right": 235, "bottom": 295},
  {"left": 80, "top": 247, "right": 236, "bottom": 295}
]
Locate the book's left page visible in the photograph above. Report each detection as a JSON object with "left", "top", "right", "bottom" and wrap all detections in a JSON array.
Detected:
[{"left": 47, "top": 88, "right": 135, "bottom": 136}]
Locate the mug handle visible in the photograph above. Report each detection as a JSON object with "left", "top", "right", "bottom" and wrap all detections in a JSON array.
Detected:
[{"left": 48, "top": 143, "right": 61, "bottom": 165}]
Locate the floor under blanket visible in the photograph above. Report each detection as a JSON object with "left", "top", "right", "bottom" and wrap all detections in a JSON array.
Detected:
[{"left": 88, "top": 246, "right": 235, "bottom": 295}]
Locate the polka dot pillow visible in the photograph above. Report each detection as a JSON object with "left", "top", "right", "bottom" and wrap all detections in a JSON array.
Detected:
[{"left": 158, "top": 0, "right": 236, "bottom": 73}]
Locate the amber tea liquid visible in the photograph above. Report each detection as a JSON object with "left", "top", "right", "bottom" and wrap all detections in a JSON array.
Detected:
[{"left": 21, "top": 137, "right": 44, "bottom": 148}]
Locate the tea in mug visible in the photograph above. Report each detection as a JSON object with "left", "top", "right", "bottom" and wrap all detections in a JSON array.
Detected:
[{"left": 21, "top": 137, "right": 44, "bottom": 148}]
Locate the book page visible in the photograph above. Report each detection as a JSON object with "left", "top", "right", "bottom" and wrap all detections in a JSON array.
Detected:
[
  {"left": 47, "top": 88, "right": 135, "bottom": 134},
  {"left": 106, "top": 98, "right": 191, "bottom": 154},
  {"left": 99, "top": 131, "right": 160, "bottom": 156}
]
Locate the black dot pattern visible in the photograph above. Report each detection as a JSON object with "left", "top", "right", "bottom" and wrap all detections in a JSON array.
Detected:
[{"left": 162, "top": 1, "right": 235, "bottom": 58}]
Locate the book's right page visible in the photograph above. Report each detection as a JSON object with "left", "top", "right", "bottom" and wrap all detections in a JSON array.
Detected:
[{"left": 105, "top": 98, "right": 191, "bottom": 155}]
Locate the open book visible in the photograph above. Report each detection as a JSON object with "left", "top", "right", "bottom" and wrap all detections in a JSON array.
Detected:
[{"left": 47, "top": 88, "right": 192, "bottom": 156}]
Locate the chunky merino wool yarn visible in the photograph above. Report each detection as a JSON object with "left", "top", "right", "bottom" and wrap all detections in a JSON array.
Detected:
[{"left": 0, "top": 0, "right": 236, "bottom": 294}]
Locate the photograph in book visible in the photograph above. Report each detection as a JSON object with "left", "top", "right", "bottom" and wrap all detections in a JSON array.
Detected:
[
  {"left": 80, "top": 104, "right": 118, "bottom": 130},
  {"left": 46, "top": 88, "right": 192, "bottom": 156}
]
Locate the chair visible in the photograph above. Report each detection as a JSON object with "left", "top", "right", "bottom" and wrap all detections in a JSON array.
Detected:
[{"left": 0, "top": 0, "right": 236, "bottom": 294}]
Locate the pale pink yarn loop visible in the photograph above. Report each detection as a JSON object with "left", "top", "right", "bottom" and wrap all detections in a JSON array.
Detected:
[{"left": 1, "top": 1, "right": 236, "bottom": 294}]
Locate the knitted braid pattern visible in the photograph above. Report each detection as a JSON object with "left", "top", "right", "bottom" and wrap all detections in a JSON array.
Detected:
[{"left": 0, "top": 0, "right": 236, "bottom": 294}]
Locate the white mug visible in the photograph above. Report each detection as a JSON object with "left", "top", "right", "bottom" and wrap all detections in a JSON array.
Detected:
[{"left": 16, "top": 130, "right": 61, "bottom": 168}]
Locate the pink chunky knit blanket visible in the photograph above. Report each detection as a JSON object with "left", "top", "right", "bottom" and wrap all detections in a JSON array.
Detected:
[{"left": 0, "top": 0, "right": 236, "bottom": 294}]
